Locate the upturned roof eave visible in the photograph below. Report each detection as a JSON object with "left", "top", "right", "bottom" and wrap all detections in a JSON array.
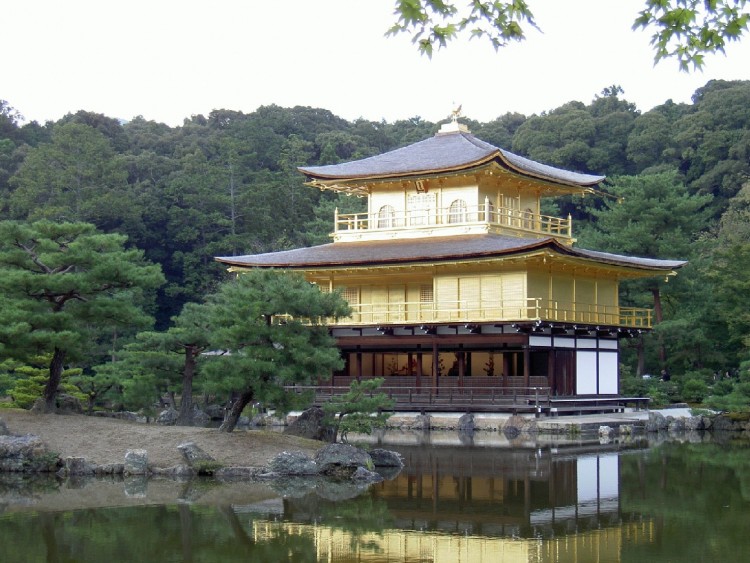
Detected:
[
  {"left": 301, "top": 157, "right": 601, "bottom": 195},
  {"left": 216, "top": 236, "right": 685, "bottom": 274},
  {"left": 494, "top": 153, "right": 604, "bottom": 188},
  {"left": 299, "top": 153, "right": 500, "bottom": 183}
]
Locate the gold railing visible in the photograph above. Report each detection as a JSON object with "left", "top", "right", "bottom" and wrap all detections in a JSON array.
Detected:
[
  {"left": 338, "top": 298, "right": 652, "bottom": 328},
  {"left": 335, "top": 202, "right": 572, "bottom": 239}
]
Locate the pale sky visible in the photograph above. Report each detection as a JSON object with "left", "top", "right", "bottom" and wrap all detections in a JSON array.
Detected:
[{"left": 3, "top": 0, "right": 749, "bottom": 127}]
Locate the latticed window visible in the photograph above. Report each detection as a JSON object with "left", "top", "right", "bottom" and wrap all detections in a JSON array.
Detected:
[
  {"left": 341, "top": 286, "right": 360, "bottom": 305},
  {"left": 377, "top": 205, "right": 395, "bottom": 228},
  {"left": 419, "top": 284, "right": 434, "bottom": 303},
  {"left": 448, "top": 199, "right": 467, "bottom": 223}
]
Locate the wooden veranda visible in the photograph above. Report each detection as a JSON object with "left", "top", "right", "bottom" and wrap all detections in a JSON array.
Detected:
[{"left": 286, "top": 380, "right": 650, "bottom": 417}]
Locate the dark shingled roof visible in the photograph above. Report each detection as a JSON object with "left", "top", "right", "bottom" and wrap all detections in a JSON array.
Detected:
[
  {"left": 298, "top": 131, "right": 605, "bottom": 187},
  {"left": 216, "top": 234, "right": 686, "bottom": 272}
]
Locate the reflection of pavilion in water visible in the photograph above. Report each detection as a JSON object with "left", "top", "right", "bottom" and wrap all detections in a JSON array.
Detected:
[
  {"left": 249, "top": 447, "right": 655, "bottom": 562},
  {"left": 378, "top": 445, "right": 625, "bottom": 537}
]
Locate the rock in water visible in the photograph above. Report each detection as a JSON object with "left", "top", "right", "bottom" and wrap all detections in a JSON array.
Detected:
[
  {"left": 369, "top": 448, "right": 404, "bottom": 468},
  {"left": 269, "top": 451, "right": 318, "bottom": 475},
  {"left": 124, "top": 449, "right": 148, "bottom": 475},
  {"left": 177, "top": 442, "right": 215, "bottom": 466},
  {"left": 314, "top": 443, "right": 373, "bottom": 476}
]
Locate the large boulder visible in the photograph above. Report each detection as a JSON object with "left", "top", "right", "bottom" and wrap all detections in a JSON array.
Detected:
[
  {"left": 56, "top": 394, "right": 84, "bottom": 414},
  {"left": 0, "top": 435, "right": 60, "bottom": 472},
  {"left": 156, "top": 408, "right": 178, "bottom": 426},
  {"left": 269, "top": 451, "right": 319, "bottom": 476},
  {"left": 668, "top": 417, "right": 687, "bottom": 433},
  {"left": 314, "top": 443, "right": 373, "bottom": 478},
  {"left": 351, "top": 466, "right": 384, "bottom": 483},
  {"left": 94, "top": 463, "right": 124, "bottom": 475},
  {"left": 712, "top": 414, "right": 750, "bottom": 432},
  {"left": 284, "top": 407, "right": 334, "bottom": 441},
  {"left": 0, "top": 418, "right": 8, "bottom": 436},
  {"left": 646, "top": 412, "right": 668, "bottom": 432},
  {"left": 502, "top": 415, "right": 537, "bottom": 439},
  {"left": 177, "top": 442, "right": 214, "bottom": 467},
  {"left": 685, "top": 416, "right": 704, "bottom": 431},
  {"left": 458, "top": 413, "right": 475, "bottom": 434},
  {"left": 403, "top": 413, "right": 431, "bottom": 431},
  {"left": 60, "top": 456, "right": 95, "bottom": 476},
  {"left": 204, "top": 404, "right": 226, "bottom": 420},
  {"left": 124, "top": 449, "right": 149, "bottom": 475},
  {"left": 369, "top": 448, "right": 404, "bottom": 468}
]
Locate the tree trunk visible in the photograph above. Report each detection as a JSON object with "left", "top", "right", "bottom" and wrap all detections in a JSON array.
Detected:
[
  {"left": 636, "top": 336, "right": 646, "bottom": 378},
  {"left": 218, "top": 388, "right": 254, "bottom": 433},
  {"left": 330, "top": 412, "right": 344, "bottom": 444},
  {"left": 42, "top": 347, "right": 66, "bottom": 413},
  {"left": 651, "top": 287, "right": 667, "bottom": 367},
  {"left": 175, "top": 345, "right": 196, "bottom": 426}
]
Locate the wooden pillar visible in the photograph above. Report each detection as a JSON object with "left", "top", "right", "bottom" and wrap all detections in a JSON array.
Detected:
[
  {"left": 458, "top": 349, "right": 465, "bottom": 387},
  {"left": 416, "top": 346, "right": 423, "bottom": 390},
  {"left": 432, "top": 338, "right": 440, "bottom": 391},
  {"left": 356, "top": 348, "right": 363, "bottom": 382},
  {"left": 523, "top": 346, "right": 530, "bottom": 388}
]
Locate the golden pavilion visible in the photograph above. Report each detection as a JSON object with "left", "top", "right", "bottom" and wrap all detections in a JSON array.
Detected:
[{"left": 216, "top": 117, "right": 684, "bottom": 409}]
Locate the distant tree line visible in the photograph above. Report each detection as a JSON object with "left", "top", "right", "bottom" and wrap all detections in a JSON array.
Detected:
[{"left": 0, "top": 78, "right": 749, "bottom": 415}]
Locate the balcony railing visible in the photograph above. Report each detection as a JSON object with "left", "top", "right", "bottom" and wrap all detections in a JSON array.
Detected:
[
  {"left": 337, "top": 298, "right": 652, "bottom": 328},
  {"left": 335, "top": 202, "right": 572, "bottom": 240}
]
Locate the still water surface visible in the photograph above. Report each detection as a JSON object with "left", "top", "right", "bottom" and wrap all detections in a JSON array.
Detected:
[{"left": 1, "top": 432, "right": 749, "bottom": 562}]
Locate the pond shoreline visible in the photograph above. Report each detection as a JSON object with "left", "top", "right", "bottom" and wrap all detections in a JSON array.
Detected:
[{"left": 1, "top": 407, "right": 748, "bottom": 479}]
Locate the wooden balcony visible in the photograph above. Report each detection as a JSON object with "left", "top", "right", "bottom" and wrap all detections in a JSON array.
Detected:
[
  {"left": 338, "top": 298, "right": 652, "bottom": 329},
  {"left": 286, "top": 380, "right": 650, "bottom": 415},
  {"left": 334, "top": 202, "right": 573, "bottom": 242}
]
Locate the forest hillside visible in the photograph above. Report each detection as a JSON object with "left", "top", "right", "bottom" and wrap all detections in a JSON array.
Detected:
[{"left": 1, "top": 79, "right": 749, "bottom": 411}]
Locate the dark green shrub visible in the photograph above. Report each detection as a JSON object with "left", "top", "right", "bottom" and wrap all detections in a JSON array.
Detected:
[
  {"left": 682, "top": 369, "right": 712, "bottom": 383},
  {"left": 711, "top": 379, "right": 736, "bottom": 396},
  {"left": 648, "top": 388, "right": 670, "bottom": 408},
  {"left": 682, "top": 378, "right": 709, "bottom": 403},
  {"left": 620, "top": 376, "right": 649, "bottom": 397},
  {"left": 705, "top": 388, "right": 750, "bottom": 413},
  {"left": 736, "top": 382, "right": 750, "bottom": 398}
]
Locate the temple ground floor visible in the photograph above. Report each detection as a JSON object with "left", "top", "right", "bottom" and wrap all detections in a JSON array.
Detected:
[
  {"left": 298, "top": 322, "right": 648, "bottom": 416},
  {"left": 329, "top": 322, "right": 630, "bottom": 395}
]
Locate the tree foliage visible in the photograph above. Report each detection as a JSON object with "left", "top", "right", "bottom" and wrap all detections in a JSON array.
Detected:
[
  {"left": 634, "top": 0, "right": 750, "bottom": 70},
  {"left": 322, "top": 378, "right": 394, "bottom": 443},
  {"left": 388, "top": 0, "right": 537, "bottom": 57},
  {"left": 113, "top": 301, "right": 213, "bottom": 423},
  {"left": 388, "top": 1, "right": 749, "bottom": 69},
  {"left": 201, "top": 270, "right": 351, "bottom": 432},
  {"left": 0, "top": 220, "right": 164, "bottom": 412},
  {"left": 1, "top": 80, "right": 750, "bottom": 410}
]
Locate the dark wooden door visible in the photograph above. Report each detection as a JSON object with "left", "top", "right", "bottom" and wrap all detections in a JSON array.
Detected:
[{"left": 552, "top": 350, "right": 575, "bottom": 396}]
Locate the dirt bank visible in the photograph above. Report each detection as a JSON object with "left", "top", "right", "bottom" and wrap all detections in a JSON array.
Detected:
[{"left": 0, "top": 408, "right": 321, "bottom": 469}]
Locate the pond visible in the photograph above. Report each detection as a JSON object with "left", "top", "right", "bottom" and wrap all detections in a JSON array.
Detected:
[{"left": 1, "top": 431, "right": 749, "bottom": 562}]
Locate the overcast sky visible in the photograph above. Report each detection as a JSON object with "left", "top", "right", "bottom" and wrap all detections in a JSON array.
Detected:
[{"left": 4, "top": 0, "right": 749, "bottom": 127}]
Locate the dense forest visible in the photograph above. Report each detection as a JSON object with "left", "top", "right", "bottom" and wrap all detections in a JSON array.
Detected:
[{"left": 1, "top": 78, "right": 749, "bottom": 413}]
